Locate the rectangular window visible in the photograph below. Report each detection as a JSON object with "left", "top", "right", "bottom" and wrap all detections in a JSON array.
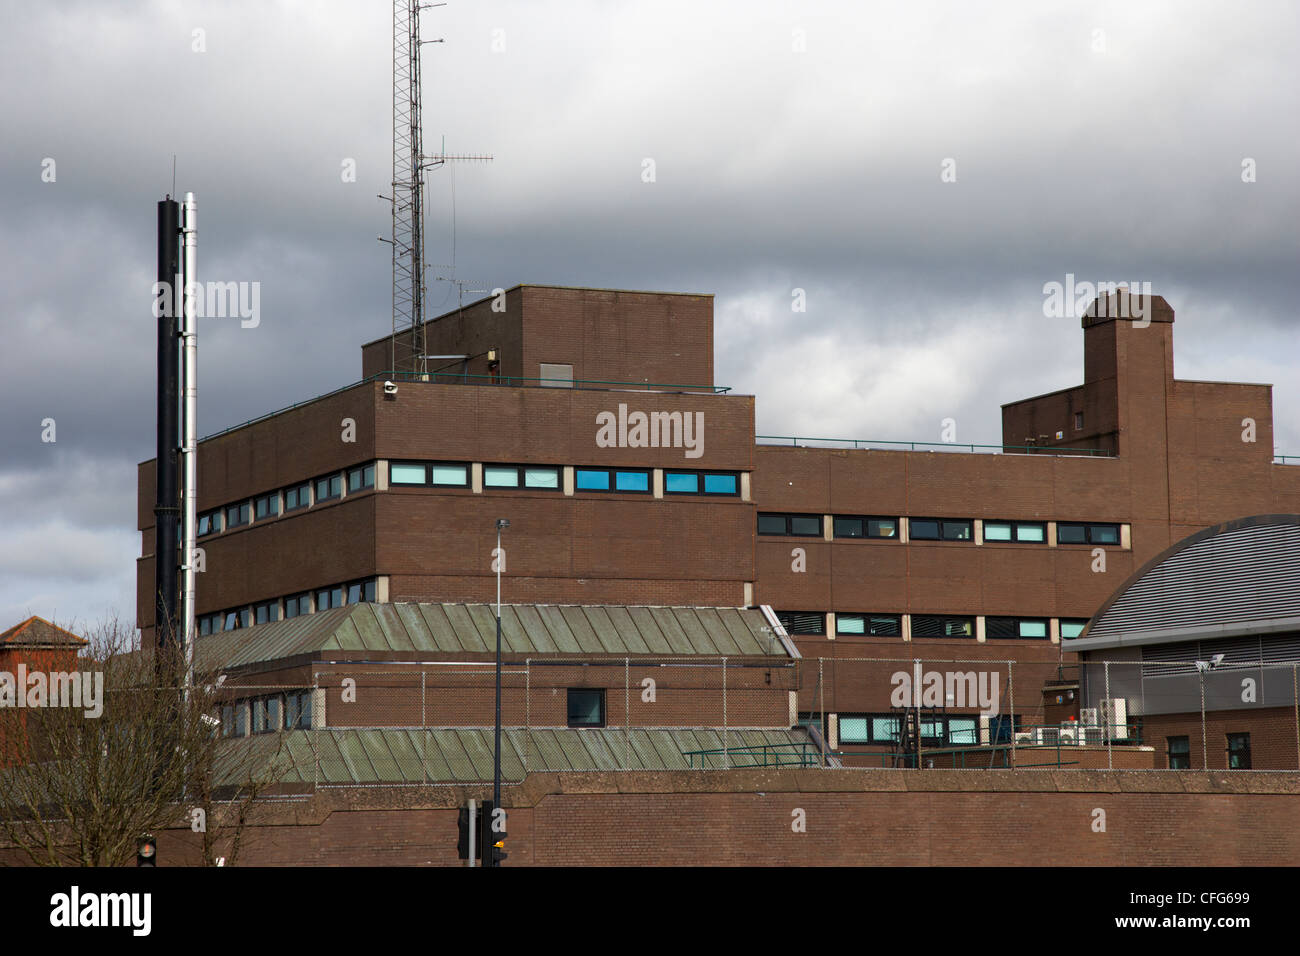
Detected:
[
  {"left": 758, "top": 513, "right": 823, "bottom": 536},
  {"left": 316, "top": 586, "right": 345, "bottom": 612},
  {"left": 348, "top": 464, "right": 375, "bottom": 492},
  {"left": 484, "top": 465, "right": 520, "bottom": 488},
  {"left": 838, "top": 716, "right": 870, "bottom": 744},
  {"left": 430, "top": 463, "right": 469, "bottom": 487},
  {"left": 198, "top": 510, "right": 223, "bottom": 537},
  {"left": 253, "top": 600, "right": 280, "bottom": 625},
  {"left": 567, "top": 688, "right": 605, "bottom": 728},
  {"left": 775, "top": 611, "right": 826, "bottom": 635},
  {"left": 614, "top": 470, "right": 650, "bottom": 492},
  {"left": 1057, "top": 522, "right": 1121, "bottom": 545},
  {"left": 1060, "top": 619, "right": 1088, "bottom": 639},
  {"left": 347, "top": 579, "right": 376, "bottom": 604},
  {"left": 221, "top": 704, "right": 237, "bottom": 738},
  {"left": 314, "top": 474, "right": 343, "bottom": 502},
  {"left": 665, "top": 472, "right": 699, "bottom": 494},
  {"left": 838, "top": 714, "right": 902, "bottom": 745},
  {"left": 1227, "top": 733, "right": 1251, "bottom": 769},
  {"left": 234, "top": 704, "right": 248, "bottom": 737},
  {"left": 575, "top": 468, "right": 610, "bottom": 491},
  {"left": 1168, "top": 735, "right": 1191, "bottom": 770},
  {"left": 251, "top": 697, "right": 266, "bottom": 734},
  {"left": 986, "top": 617, "right": 1049, "bottom": 639},
  {"left": 948, "top": 718, "right": 979, "bottom": 745},
  {"left": 984, "top": 520, "right": 1046, "bottom": 543},
  {"left": 910, "top": 518, "right": 973, "bottom": 541},
  {"left": 663, "top": 471, "right": 740, "bottom": 496},
  {"left": 283, "top": 592, "right": 311, "bottom": 619},
  {"left": 986, "top": 714, "right": 1021, "bottom": 744},
  {"left": 911, "top": 615, "right": 974, "bottom": 638},
  {"left": 225, "top": 502, "right": 250, "bottom": 529},
  {"left": 255, "top": 493, "right": 280, "bottom": 520},
  {"left": 265, "top": 695, "right": 282, "bottom": 734},
  {"left": 284, "top": 482, "right": 311, "bottom": 511},
  {"left": 390, "top": 463, "right": 427, "bottom": 485},
  {"left": 836, "top": 614, "right": 902, "bottom": 637},
  {"left": 524, "top": 466, "right": 560, "bottom": 489},
  {"left": 223, "top": 608, "right": 250, "bottom": 631},
  {"left": 283, "top": 690, "right": 313, "bottom": 731},
  {"left": 833, "top": 516, "right": 899, "bottom": 539},
  {"left": 1074, "top": 412, "right": 1084, "bottom": 431}
]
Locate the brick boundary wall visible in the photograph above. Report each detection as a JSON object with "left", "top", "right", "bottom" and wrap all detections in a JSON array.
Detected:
[{"left": 16, "top": 770, "right": 1291, "bottom": 867}]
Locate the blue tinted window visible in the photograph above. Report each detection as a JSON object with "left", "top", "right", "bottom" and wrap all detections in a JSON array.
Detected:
[
  {"left": 665, "top": 472, "right": 698, "bottom": 493},
  {"left": 615, "top": 471, "right": 649, "bottom": 492},
  {"left": 703, "top": 473, "right": 737, "bottom": 495},
  {"left": 575, "top": 469, "right": 610, "bottom": 491}
]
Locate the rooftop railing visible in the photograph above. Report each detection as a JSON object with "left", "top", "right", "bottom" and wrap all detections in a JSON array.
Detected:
[
  {"left": 756, "top": 435, "right": 1116, "bottom": 457},
  {"left": 202, "top": 370, "right": 731, "bottom": 441}
]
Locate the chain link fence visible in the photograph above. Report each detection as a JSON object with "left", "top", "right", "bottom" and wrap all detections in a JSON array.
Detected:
[{"left": 208, "top": 657, "right": 1300, "bottom": 785}]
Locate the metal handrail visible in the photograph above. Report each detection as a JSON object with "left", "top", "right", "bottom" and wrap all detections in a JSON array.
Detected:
[
  {"left": 682, "top": 741, "right": 822, "bottom": 768},
  {"left": 203, "top": 371, "right": 731, "bottom": 441},
  {"left": 757, "top": 435, "right": 1115, "bottom": 457}
]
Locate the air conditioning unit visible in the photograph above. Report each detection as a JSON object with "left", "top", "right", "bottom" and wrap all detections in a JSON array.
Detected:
[
  {"left": 1014, "top": 731, "right": 1035, "bottom": 746},
  {"left": 1080, "top": 707, "right": 1100, "bottom": 726},
  {"left": 1057, "top": 725, "right": 1079, "bottom": 745},
  {"left": 1035, "top": 726, "right": 1060, "bottom": 746},
  {"left": 1099, "top": 698, "right": 1129, "bottom": 740},
  {"left": 1079, "top": 726, "right": 1105, "bottom": 746}
]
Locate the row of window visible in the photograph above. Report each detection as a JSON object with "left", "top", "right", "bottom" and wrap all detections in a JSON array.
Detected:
[
  {"left": 1167, "top": 733, "right": 1252, "bottom": 769},
  {"left": 221, "top": 691, "right": 313, "bottom": 738},
  {"left": 198, "top": 464, "right": 376, "bottom": 538},
  {"left": 831, "top": 714, "right": 1026, "bottom": 747},
  {"left": 759, "top": 513, "right": 1121, "bottom": 545},
  {"left": 392, "top": 461, "right": 741, "bottom": 497},
  {"left": 776, "top": 610, "right": 1089, "bottom": 640},
  {"left": 199, "top": 578, "right": 377, "bottom": 635}
]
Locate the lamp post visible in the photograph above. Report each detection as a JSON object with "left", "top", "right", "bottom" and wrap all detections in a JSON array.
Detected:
[{"left": 491, "top": 517, "right": 509, "bottom": 865}]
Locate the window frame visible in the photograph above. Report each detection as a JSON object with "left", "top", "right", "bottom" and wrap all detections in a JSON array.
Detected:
[
  {"left": 982, "top": 520, "right": 1047, "bottom": 543},
  {"left": 482, "top": 463, "right": 563, "bottom": 491},
  {"left": 567, "top": 688, "right": 606, "bottom": 728},
  {"left": 757, "top": 513, "right": 824, "bottom": 537},
  {"left": 389, "top": 461, "right": 428, "bottom": 486},
  {"left": 1167, "top": 735, "right": 1191, "bottom": 770},
  {"left": 775, "top": 610, "right": 826, "bottom": 636},
  {"left": 198, "top": 509, "right": 223, "bottom": 537},
  {"left": 573, "top": 467, "right": 652, "bottom": 494},
  {"left": 832, "top": 516, "right": 900, "bottom": 540},
  {"left": 1226, "top": 732, "right": 1251, "bottom": 769},
  {"left": 910, "top": 614, "right": 976, "bottom": 639},
  {"left": 835, "top": 613, "right": 902, "bottom": 637},
  {"left": 313, "top": 473, "right": 343, "bottom": 503},
  {"left": 663, "top": 470, "right": 741, "bottom": 497},
  {"left": 283, "top": 481, "right": 312, "bottom": 512},
  {"left": 985, "top": 616, "right": 1050, "bottom": 640},
  {"left": 1059, "top": 619, "right": 1088, "bottom": 640},
  {"left": 1056, "top": 521, "right": 1121, "bottom": 545},
  {"left": 347, "top": 463, "right": 376, "bottom": 493},
  {"left": 254, "top": 493, "right": 281, "bottom": 520},
  {"left": 908, "top": 517, "right": 974, "bottom": 542}
]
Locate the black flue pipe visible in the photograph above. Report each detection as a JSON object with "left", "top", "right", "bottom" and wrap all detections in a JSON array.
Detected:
[{"left": 154, "top": 198, "right": 181, "bottom": 649}]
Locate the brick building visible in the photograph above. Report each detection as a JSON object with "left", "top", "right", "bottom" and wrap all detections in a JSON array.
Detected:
[
  {"left": 135, "top": 285, "right": 1300, "bottom": 754},
  {"left": 1069, "top": 514, "right": 1300, "bottom": 770}
]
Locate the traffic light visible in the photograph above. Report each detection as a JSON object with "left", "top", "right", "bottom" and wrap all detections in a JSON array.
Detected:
[
  {"left": 136, "top": 835, "right": 156, "bottom": 867},
  {"left": 488, "top": 835, "right": 508, "bottom": 866}
]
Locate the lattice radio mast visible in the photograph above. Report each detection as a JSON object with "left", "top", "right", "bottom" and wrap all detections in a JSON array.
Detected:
[{"left": 385, "top": 1, "right": 491, "bottom": 376}]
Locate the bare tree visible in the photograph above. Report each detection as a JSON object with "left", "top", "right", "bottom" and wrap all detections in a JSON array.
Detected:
[{"left": 0, "top": 614, "right": 288, "bottom": 866}]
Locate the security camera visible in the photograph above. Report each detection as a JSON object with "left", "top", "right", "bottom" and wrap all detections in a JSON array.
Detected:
[
  {"left": 383, "top": 380, "right": 398, "bottom": 397},
  {"left": 1210, "top": 653, "right": 1226, "bottom": 668}
]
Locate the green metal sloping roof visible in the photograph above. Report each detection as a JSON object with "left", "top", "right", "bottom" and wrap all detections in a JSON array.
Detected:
[
  {"left": 198, "top": 603, "right": 790, "bottom": 673},
  {"left": 255, "top": 727, "right": 812, "bottom": 784}
]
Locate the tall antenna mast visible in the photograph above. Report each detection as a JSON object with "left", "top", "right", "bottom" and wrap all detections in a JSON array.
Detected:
[{"left": 387, "top": 1, "right": 492, "bottom": 376}]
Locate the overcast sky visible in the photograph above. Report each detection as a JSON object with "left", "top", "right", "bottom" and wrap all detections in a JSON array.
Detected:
[{"left": 2, "top": 0, "right": 1296, "bottom": 632}]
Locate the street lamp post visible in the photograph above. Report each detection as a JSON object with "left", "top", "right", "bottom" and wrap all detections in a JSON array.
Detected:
[{"left": 491, "top": 517, "right": 509, "bottom": 866}]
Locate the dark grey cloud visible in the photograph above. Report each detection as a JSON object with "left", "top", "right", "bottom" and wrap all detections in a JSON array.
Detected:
[{"left": 2, "top": 0, "right": 1296, "bottom": 627}]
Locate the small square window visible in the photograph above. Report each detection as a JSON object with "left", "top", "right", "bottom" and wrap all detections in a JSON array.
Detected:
[
  {"left": 226, "top": 503, "right": 250, "bottom": 528},
  {"left": 255, "top": 494, "right": 280, "bottom": 520},
  {"left": 284, "top": 482, "right": 311, "bottom": 511},
  {"left": 315, "top": 475, "right": 342, "bottom": 502},
  {"left": 348, "top": 464, "right": 375, "bottom": 492},
  {"left": 567, "top": 688, "right": 605, "bottom": 727},
  {"left": 839, "top": 716, "right": 869, "bottom": 743}
]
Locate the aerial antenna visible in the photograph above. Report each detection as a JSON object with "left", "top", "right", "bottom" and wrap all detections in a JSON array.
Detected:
[{"left": 384, "top": 1, "right": 493, "bottom": 378}]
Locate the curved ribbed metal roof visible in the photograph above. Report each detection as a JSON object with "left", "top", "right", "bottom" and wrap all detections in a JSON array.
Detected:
[{"left": 1073, "top": 515, "right": 1300, "bottom": 650}]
